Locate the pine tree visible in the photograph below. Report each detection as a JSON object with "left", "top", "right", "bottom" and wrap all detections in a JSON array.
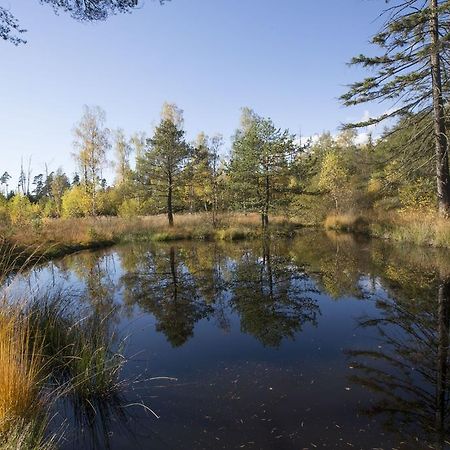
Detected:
[
  {"left": 1, "top": 1, "right": 169, "bottom": 45},
  {"left": 341, "top": 0, "right": 450, "bottom": 216},
  {"left": 229, "top": 108, "right": 297, "bottom": 229},
  {"left": 137, "top": 103, "right": 190, "bottom": 226}
]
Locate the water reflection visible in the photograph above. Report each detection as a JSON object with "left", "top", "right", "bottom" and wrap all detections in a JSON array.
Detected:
[
  {"left": 230, "top": 239, "right": 319, "bottom": 347},
  {"left": 120, "top": 240, "right": 320, "bottom": 348},
  {"left": 121, "top": 245, "right": 214, "bottom": 347},
  {"left": 14, "top": 232, "right": 450, "bottom": 449},
  {"left": 346, "top": 274, "right": 450, "bottom": 449}
]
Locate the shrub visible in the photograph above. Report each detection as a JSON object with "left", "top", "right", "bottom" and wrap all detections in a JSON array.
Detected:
[
  {"left": 8, "top": 195, "right": 40, "bottom": 227},
  {"left": 118, "top": 198, "right": 142, "bottom": 218},
  {"left": 398, "top": 177, "right": 435, "bottom": 212},
  {"left": 61, "top": 187, "right": 91, "bottom": 218}
]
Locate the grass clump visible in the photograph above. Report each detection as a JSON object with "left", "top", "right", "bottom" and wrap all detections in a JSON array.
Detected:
[
  {"left": 324, "top": 210, "right": 450, "bottom": 249},
  {"left": 0, "top": 308, "right": 44, "bottom": 432},
  {"left": 369, "top": 211, "right": 450, "bottom": 248},
  {"left": 324, "top": 214, "right": 369, "bottom": 233},
  {"left": 0, "top": 418, "right": 56, "bottom": 450},
  {"left": 67, "top": 313, "right": 125, "bottom": 400},
  {"left": 0, "top": 290, "right": 126, "bottom": 448}
]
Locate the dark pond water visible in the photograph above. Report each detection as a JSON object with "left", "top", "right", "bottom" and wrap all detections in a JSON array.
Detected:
[{"left": 10, "top": 230, "right": 450, "bottom": 449}]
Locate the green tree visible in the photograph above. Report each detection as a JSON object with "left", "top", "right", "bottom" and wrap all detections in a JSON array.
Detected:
[
  {"left": 136, "top": 103, "right": 190, "bottom": 226},
  {"left": 51, "top": 168, "right": 70, "bottom": 216},
  {"left": 341, "top": 0, "right": 450, "bottom": 216},
  {"left": 229, "top": 108, "right": 297, "bottom": 229},
  {"left": 61, "top": 185, "right": 91, "bottom": 218}
]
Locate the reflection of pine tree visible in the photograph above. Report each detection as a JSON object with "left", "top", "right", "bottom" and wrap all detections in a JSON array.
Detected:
[
  {"left": 121, "top": 245, "right": 213, "bottom": 347},
  {"left": 347, "top": 277, "right": 450, "bottom": 449},
  {"left": 231, "top": 239, "right": 319, "bottom": 347}
]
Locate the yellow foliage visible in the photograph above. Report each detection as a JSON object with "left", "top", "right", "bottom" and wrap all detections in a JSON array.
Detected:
[
  {"left": 61, "top": 186, "right": 91, "bottom": 218},
  {"left": 398, "top": 178, "right": 435, "bottom": 212},
  {"left": 8, "top": 195, "right": 40, "bottom": 227},
  {"left": 367, "top": 177, "right": 382, "bottom": 194}
]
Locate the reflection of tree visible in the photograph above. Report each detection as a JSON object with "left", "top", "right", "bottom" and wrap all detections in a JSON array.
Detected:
[
  {"left": 230, "top": 239, "right": 319, "bottom": 347},
  {"left": 347, "top": 276, "right": 450, "bottom": 449},
  {"left": 121, "top": 245, "right": 213, "bottom": 347},
  {"left": 182, "top": 243, "right": 231, "bottom": 332},
  {"left": 290, "top": 231, "right": 371, "bottom": 299}
]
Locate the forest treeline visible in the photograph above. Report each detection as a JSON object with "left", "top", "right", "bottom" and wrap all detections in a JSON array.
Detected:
[{"left": 0, "top": 102, "right": 440, "bottom": 229}]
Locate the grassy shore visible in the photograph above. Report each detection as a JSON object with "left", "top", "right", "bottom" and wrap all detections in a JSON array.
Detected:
[
  {"left": 0, "top": 213, "right": 305, "bottom": 266},
  {"left": 2, "top": 210, "right": 450, "bottom": 271},
  {"left": 324, "top": 211, "right": 450, "bottom": 249}
]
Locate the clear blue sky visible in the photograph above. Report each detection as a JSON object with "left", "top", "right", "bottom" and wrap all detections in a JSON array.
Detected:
[{"left": 0, "top": 0, "right": 385, "bottom": 184}]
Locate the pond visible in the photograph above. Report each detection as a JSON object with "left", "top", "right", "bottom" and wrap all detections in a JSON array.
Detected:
[{"left": 9, "top": 230, "right": 450, "bottom": 449}]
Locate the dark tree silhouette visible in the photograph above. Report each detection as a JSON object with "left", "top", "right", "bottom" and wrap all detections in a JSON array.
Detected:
[
  {"left": 121, "top": 245, "right": 213, "bottom": 347},
  {"left": 347, "top": 277, "right": 450, "bottom": 449},
  {"left": 1, "top": 0, "right": 169, "bottom": 45},
  {"left": 231, "top": 239, "right": 319, "bottom": 347}
]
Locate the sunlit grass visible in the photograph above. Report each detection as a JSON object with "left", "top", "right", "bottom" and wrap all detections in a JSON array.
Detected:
[
  {"left": 0, "top": 213, "right": 304, "bottom": 257},
  {"left": 370, "top": 210, "right": 450, "bottom": 248},
  {"left": 0, "top": 307, "right": 44, "bottom": 433},
  {"left": 324, "top": 213, "right": 369, "bottom": 233},
  {"left": 324, "top": 210, "right": 450, "bottom": 248},
  {"left": 0, "top": 239, "right": 127, "bottom": 447}
]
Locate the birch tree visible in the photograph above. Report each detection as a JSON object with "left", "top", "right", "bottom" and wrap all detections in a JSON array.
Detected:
[{"left": 73, "top": 105, "right": 110, "bottom": 216}]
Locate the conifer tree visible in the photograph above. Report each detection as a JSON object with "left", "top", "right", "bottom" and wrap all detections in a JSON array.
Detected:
[
  {"left": 229, "top": 108, "right": 297, "bottom": 229},
  {"left": 341, "top": 0, "right": 450, "bottom": 216},
  {"left": 137, "top": 103, "right": 190, "bottom": 226},
  {"left": 1, "top": 1, "right": 169, "bottom": 45}
]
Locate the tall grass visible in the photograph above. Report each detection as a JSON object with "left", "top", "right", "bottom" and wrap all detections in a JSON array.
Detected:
[
  {"left": 324, "top": 214, "right": 369, "bottom": 233},
  {"left": 0, "top": 307, "right": 44, "bottom": 433},
  {"left": 0, "top": 238, "right": 127, "bottom": 448},
  {"left": 324, "top": 210, "right": 450, "bottom": 249},
  {"left": 0, "top": 213, "right": 305, "bottom": 262},
  {"left": 0, "top": 418, "right": 56, "bottom": 450}
]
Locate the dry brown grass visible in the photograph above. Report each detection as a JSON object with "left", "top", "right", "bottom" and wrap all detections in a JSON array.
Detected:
[
  {"left": 0, "top": 306, "right": 44, "bottom": 432},
  {"left": 370, "top": 210, "right": 450, "bottom": 248},
  {"left": 324, "top": 213, "right": 369, "bottom": 233},
  {"left": 324, "top": 210, "right": 450, "bottom": 248},
  {"left": 0, "top": 212, "right": 302, "bottom": 250}
]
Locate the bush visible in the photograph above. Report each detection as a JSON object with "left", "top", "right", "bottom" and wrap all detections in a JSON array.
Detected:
[
  {"left": 398, "top": 178, "right": 435, "bottom": 211},
  {"left": 61, "top": 187, "right": 91, "bottom": 218},
  {"left": 118, "top": 198, "right": 142, "bottom": 218},
  {"left": 8, "top": 195, "right": 40, "bottom": 227}
]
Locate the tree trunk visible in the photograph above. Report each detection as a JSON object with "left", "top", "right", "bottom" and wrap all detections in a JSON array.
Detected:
[
  {"left": 168, "top": 175, "right": 174, "bottom": 227},
  {"left": 430, "top": 0, "right": 450, "bottom": 217},
  {"left": 262, "top": 174, "right": 270, "bottom": 230},
  {"left": 170, "top": 246, "right": 178, "bottom": 302},
  {"left": 435, "top": 277, "right": 450, "bottom": 448}
]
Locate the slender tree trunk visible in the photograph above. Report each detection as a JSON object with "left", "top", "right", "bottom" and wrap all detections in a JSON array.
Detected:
[
  {"left": 212, "top": 179, "right": 218, "bottom": 228},
  {"left": 430, "top": 0, "right": 450, "bottom": 217},
  {"left": 170, "top": 246, "right": 178, "bottom": 302},
  {"left": 263, "top": 239, "right": 273, "bottom": 300},
  {"left": 262, "top": 173, "right": 270, "bottom": 230},
  {"left": 168, "top": 173, "right": 174, "bottom": 227},
  {"left": 435, "top": 277, "right": 450, "bottom": 448}
]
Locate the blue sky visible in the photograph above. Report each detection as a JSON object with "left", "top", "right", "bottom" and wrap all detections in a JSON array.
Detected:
[{"left": 0, "top": 0, "right": 385, "bottom": 184}]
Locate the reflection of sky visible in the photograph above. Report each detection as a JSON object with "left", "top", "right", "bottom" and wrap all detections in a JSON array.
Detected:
[{"left": 7, "top": 239, "right": 439, "bottom": 449}]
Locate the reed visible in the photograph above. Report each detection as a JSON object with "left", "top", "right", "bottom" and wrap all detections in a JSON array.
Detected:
[{"left": 0, "top": 305, "right": 45, "bottom": 435}]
